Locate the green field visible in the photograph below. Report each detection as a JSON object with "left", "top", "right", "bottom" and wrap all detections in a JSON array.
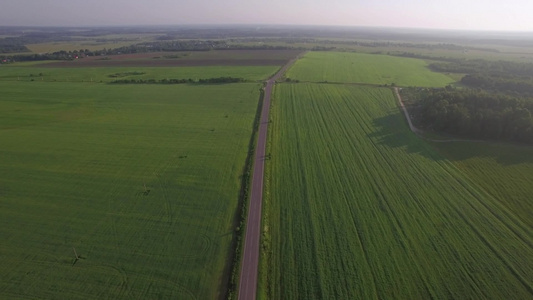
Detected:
[
  {"left": 0, "top": 65, "right": 278, "bottom": 83},
  {"left": 432, "top": 142, "right": 533, "bottom": 229},
  {"left": 260, "top": 83, "right": 533, "bottom": 299},
  {"left": 286, "top": 52, "right": 455, "bottom": 87},
  {"left": 0, "top": 80, "right": 261, "bottom": 299}
]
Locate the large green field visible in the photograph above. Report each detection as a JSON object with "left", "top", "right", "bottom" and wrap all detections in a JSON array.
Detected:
[
  {"left": 432, "top": 141, "right": 533, "bottom": 229},
  {"left": 260, "top": 83, "right": 533, "bottom": 299},
  {"left": 0, "top": 64, "right": 278, "bottom": 83},
  {"left": 0, "top": 80, "right": 261, "bottom": 299},
  {"left": 286, "top": 51, "right": 455, "bottom": 87}
]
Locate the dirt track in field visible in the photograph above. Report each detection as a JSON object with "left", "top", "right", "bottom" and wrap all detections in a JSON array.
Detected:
[
  {"left": 394, "top": 87, "right": 485, "bottom": 143},
  {"left": 237, "top": 54, "right": 302, "bottom": 300}
]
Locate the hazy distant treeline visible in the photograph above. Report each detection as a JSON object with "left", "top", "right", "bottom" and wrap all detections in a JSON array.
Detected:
[
  {"left": 430, "top": 59, "right": 533, "bottom": 77},
  {"left": 0, "top": 37, "right": 30, "bottom": 53},
  {"left": 431, "top": 59, "right": 533, "bottom": 96},
  {"left": 110, "top": 77, "right": 246, "bottom": 85},
  {"left": 0, "top": 40, "right": 297, "bottom": 63}
]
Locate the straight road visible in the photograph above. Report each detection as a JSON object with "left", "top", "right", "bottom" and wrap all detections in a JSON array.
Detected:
[{"left": 238, "top": 56, "right": 300, "bottom": 300}]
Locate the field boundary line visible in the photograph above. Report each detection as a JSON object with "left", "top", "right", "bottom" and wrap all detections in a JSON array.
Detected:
[{"left": 237, "top": 54, "right": 301, "bottom": 300}]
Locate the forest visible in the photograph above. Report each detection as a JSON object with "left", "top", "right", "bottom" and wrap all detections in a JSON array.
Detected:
[
  {"left": 406, "top": 58, "right": 533, "bottom": 144},
  {"left": 0, "top": 37, "right": 29, "bottom": 53},
  {"left": 408, "top": 88, "right": 533, "bottom": 143},
  {"left": 430, "top": 59, "right": 533, "bottom": 96},
  {"left": 0, "top": 40, "right": 296, "bottom": 63}
]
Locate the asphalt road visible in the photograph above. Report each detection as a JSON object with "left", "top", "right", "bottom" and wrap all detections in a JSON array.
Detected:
[{"left": 238, "top": 56, "right": 300, "bottom": 300}]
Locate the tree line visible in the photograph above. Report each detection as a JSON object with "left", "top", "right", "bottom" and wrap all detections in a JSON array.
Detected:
[
  {"left": 1, "top": 49, "right": 91, "bottom": 63},
  {"left": 407, "top": 88, "right": 533, "bottom": 144},
  {"left": 430, "top": 59, "right": 533, "bottom": 96},
  {"left": 404, "top": 57, "right": 533, "bottom": 144},
  {"left": 460, "top": 74, "right": 533, "bottom": 96},
  {"left": 429, "top": 59, "right": 533, "bottom": 77},
  {"left": 110, "top": 77, "right": 246, "bottom": 85},
  {"left": 0, "top": 39, "right": 297, "bottom": 63},
  {"left": 0, "top": 37, "right": 29, "bottom": 53}
]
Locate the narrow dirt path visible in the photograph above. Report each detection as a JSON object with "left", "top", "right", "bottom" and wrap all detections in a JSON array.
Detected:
[
  {"left": 394, "top": 87, "right": 485, "bottom": 143},
  {"left": 238, "top": 55, "right": 302, "bottom": 300},
  {"left": 394, "top": 87, "right": 422, "bottom": 135}
]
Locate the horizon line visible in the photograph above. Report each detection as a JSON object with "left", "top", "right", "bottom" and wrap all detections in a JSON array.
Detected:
[{"left": 1, "top": 23, "right": 533, "bottom": 34}]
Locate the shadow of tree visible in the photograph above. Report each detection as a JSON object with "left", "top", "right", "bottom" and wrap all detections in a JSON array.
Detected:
[
  {"left": 370, "top": 107, "right": 533, "bottom": 166},
  {"left": 433, "top": 139, "right": 533, "bottom": 166},
  {"left": 367, "top": 108, "right": 445, "bottom": 161}
]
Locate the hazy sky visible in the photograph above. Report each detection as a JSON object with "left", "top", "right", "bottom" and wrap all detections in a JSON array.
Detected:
[{"left": 1, "top": 0, "right": 532, "bottom": 31}]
